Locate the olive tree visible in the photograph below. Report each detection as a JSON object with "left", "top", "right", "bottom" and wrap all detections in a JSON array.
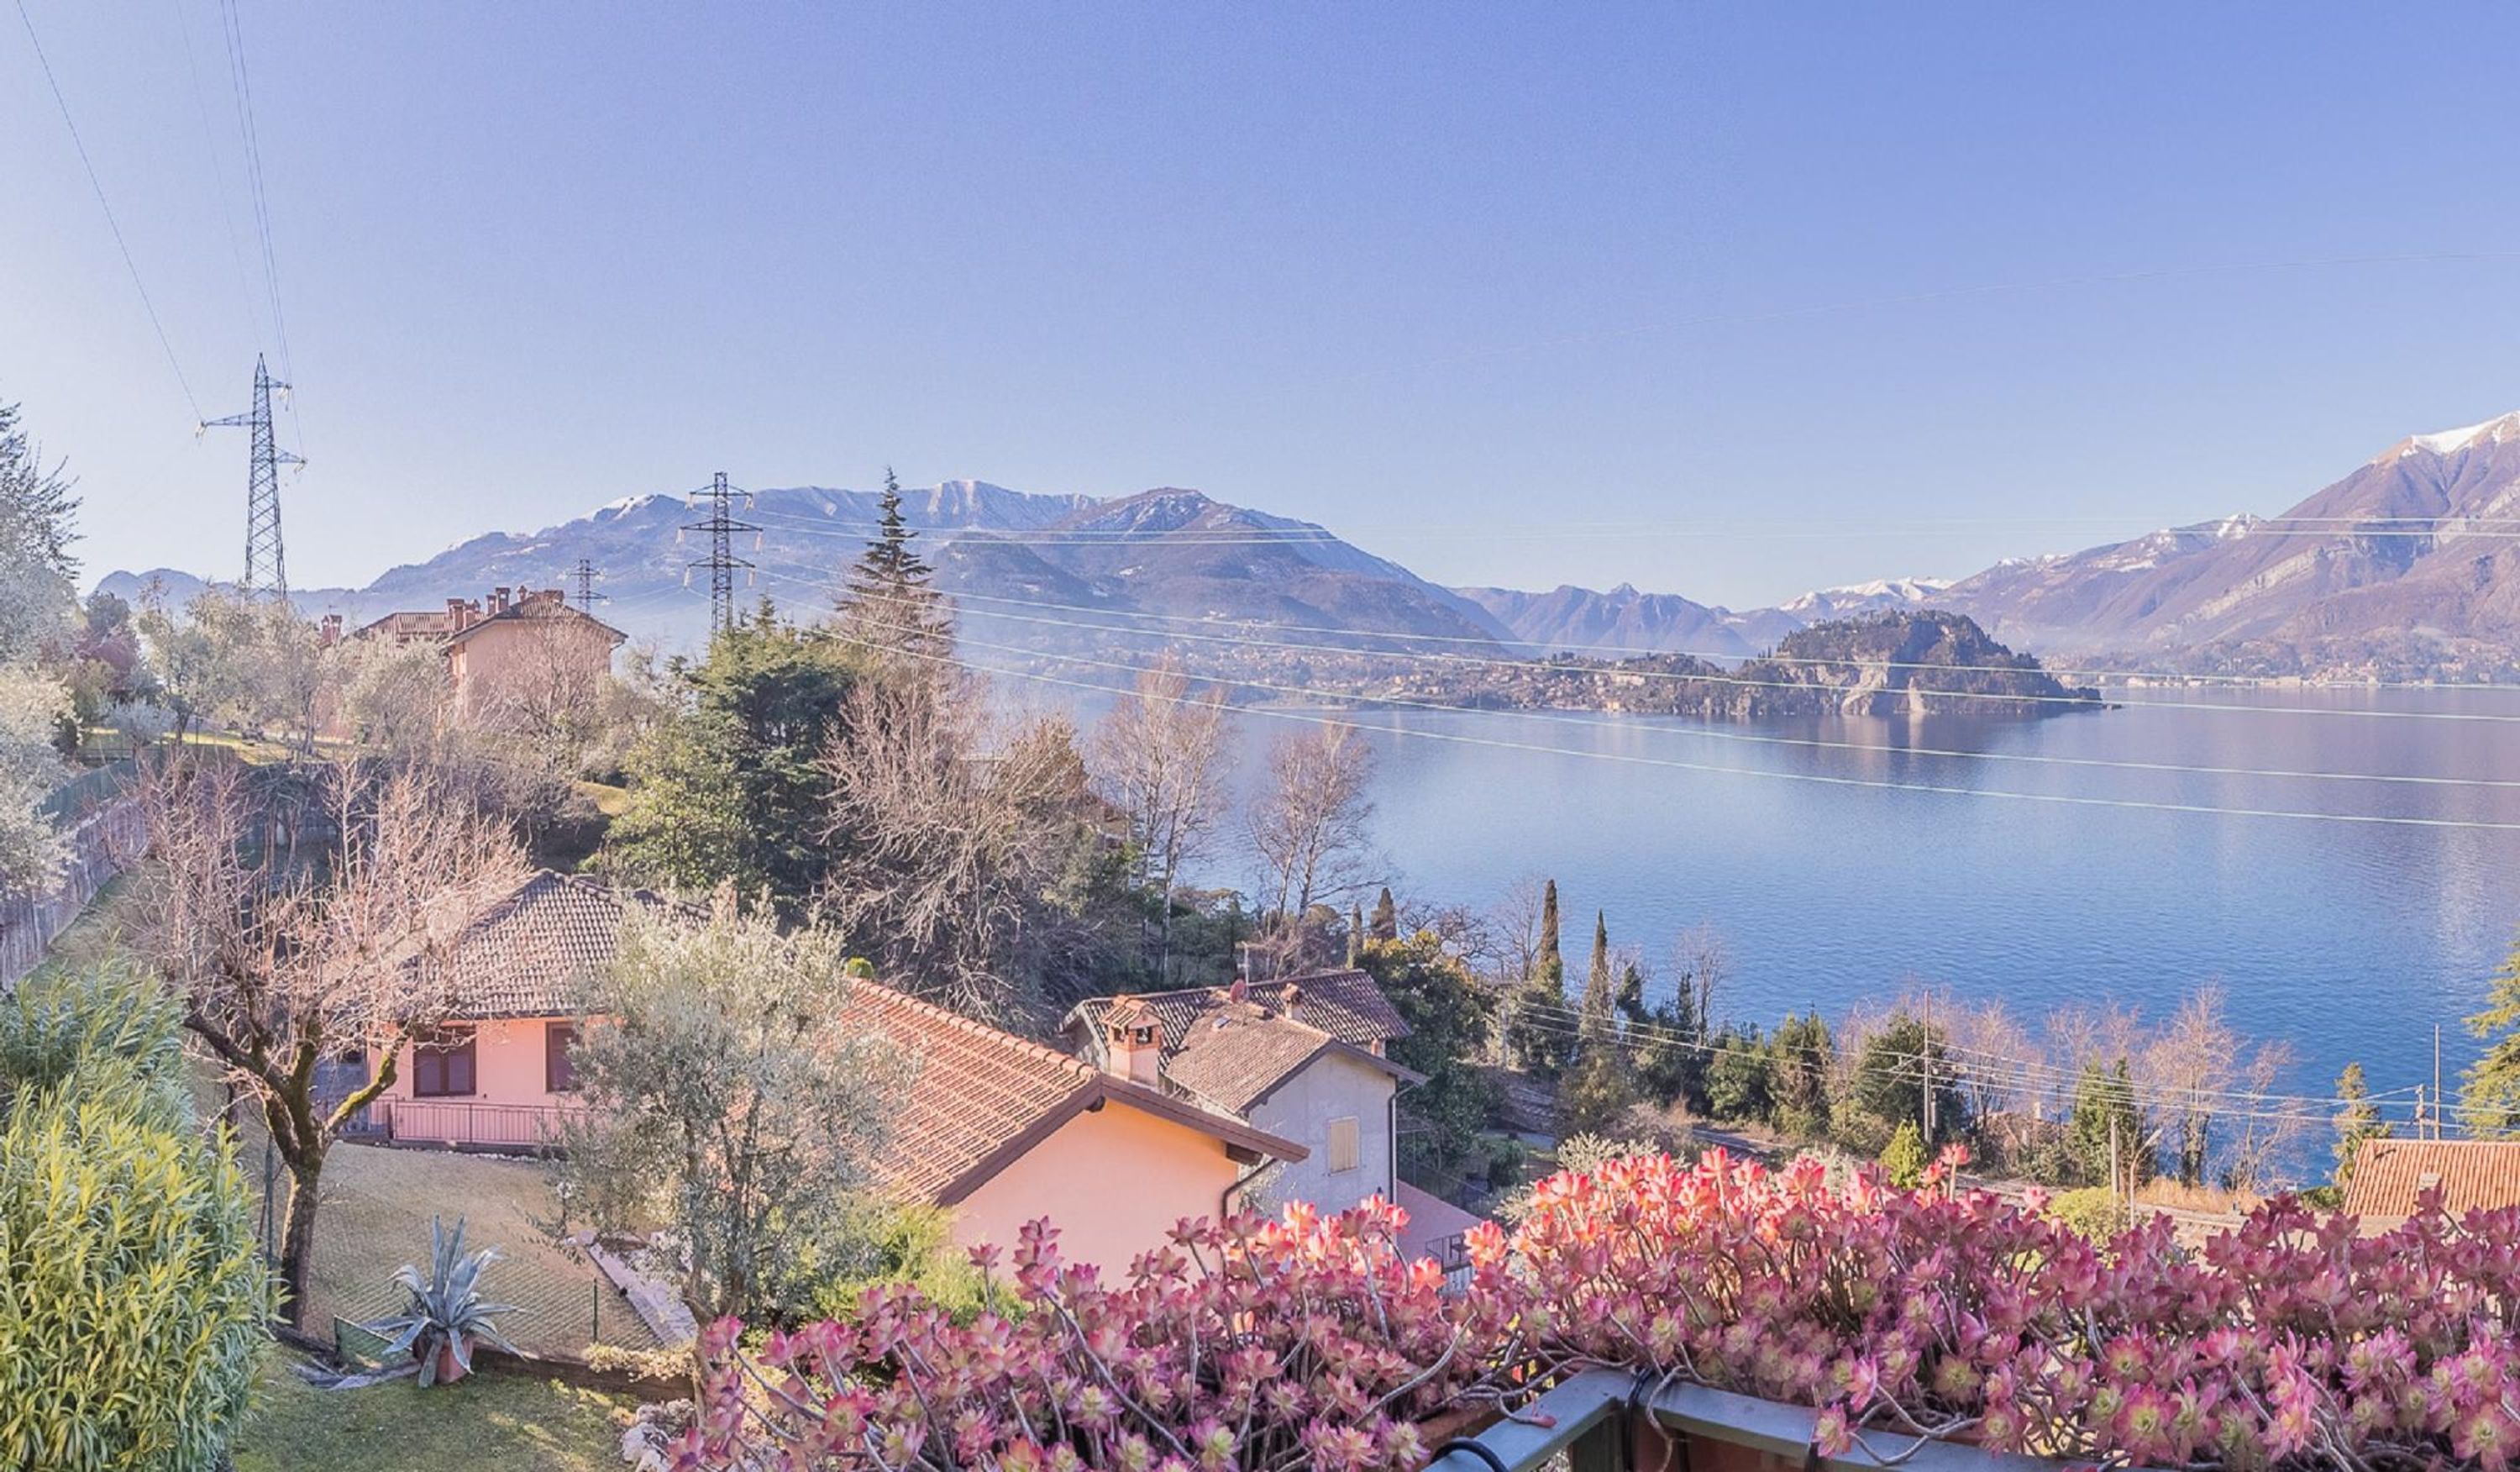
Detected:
[{"left": 559, "top": 893, "right": 908, "bottom": 1337}]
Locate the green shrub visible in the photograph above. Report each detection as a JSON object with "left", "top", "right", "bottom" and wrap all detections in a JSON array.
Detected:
[
  {"left": 0, "top": 962, "right": 274, "bottom": 1470},
  {"left": 2046, "top": 1185, "right": 2126, "bottom": 1242},
  {"left": 1877, "top": 1119, "right": 1928, "bottom": 1188},
  {"left": 811, "top": 1201, "right": 989, "bottom": 1322}
]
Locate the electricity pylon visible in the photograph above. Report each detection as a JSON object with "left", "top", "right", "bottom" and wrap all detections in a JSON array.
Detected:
[{"left": 198, "top": 355, "right": 302, "bottom": 598}]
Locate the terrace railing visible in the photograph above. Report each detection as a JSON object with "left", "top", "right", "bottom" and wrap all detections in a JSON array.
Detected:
[{"left": 1427, "top": 1369, "right": 2069, "bottom": 1472}]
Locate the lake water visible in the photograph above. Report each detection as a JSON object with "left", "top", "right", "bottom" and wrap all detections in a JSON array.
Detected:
[{"left": 1166, "top": 686, "right": 2520, "bottom": 1116}]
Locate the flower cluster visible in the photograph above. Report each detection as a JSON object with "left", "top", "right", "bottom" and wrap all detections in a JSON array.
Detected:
[{"left": 682, "top": 1149, "right": 2520, "bottom": 1471}]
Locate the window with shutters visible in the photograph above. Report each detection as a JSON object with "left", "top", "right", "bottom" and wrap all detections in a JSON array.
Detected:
[
  {"left": 1327, "top": 1116, "right": 1362, "bottom": 1173},
  {"left": 412, "top": 1028, "right": 477, "bottom": 1097},
  {"left": 545, "top": 1022, "right": 580, "bottom": 1093}
]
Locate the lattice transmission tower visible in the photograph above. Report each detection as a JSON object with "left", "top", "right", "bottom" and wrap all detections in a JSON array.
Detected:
[
  {"left": 681, "top": 471, "right": 758, "bottom": 633},
  {"left": 568, "top": 557, "right": 608, "bottom": 611},
  {"left": 199, "top": 355, "right": 302, "bottom": 597}
]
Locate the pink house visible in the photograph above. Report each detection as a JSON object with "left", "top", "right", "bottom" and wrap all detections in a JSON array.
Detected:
[{"left": 344, "top": 870, "right": 1305, "bottom": 1271}]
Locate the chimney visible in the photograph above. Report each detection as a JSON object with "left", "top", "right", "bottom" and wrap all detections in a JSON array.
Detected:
[
  {"left": 1102, "top": 1001, "right": 1163, "bottom": 1087},
  {"left": 490, "top": 586, "right": 512, "bottom": 615},
  {"left": 446, "top": 597, "right": 467, "bottom": 626},
  {"left": 318, "top": 612, "right": 344, "bottom": 646}
]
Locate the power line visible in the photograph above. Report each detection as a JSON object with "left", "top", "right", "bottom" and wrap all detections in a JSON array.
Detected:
[
  {"left": 736, "top": 518, "right": 2520, "bottom": 705},
  {"left": 918, "top": 583, "right": 2520, "bottom": 701},
  {"left": 16, "top": 0, "right": 202, "bottom": 418},
  {"left": 792, "top": 598, "right": 2520, "bottom": 832},
  {"left": 169, "top": 0, "right": 260, "bottom": 351},
  {"left": 858, "top": 588, "right": 2520, "bottom": 749},
  {"left": 741, "top": 499, "right": 2520, "bottom": 544},
  {"left": 1506, "top": 997, "right": 2428, "bottom": 1117},
  {"left": 215, "top": 0, "right": 301, "bottom": 455}
]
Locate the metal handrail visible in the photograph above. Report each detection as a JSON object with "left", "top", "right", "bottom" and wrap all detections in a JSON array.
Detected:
[{"left": 1425, "top": 1368, "right": 2091, "bottom": 1472}]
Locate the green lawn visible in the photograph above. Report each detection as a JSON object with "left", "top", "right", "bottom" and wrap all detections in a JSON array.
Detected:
[{"left": 238, "top": 1354, "right": 635, "bottom": 1472}]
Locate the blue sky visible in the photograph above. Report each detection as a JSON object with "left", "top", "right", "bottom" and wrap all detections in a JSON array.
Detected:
[{"left": 8, "top": 3, "right": 2520, "bottom": 607}]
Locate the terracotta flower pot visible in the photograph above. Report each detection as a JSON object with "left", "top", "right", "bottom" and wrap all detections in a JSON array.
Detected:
[{"left": 433, "top": 1333, "right": 470, "bottom": 1385}]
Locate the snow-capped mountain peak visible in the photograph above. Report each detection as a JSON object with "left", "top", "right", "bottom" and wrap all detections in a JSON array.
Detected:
[
  {"left": 2393, "top": 410, "right": 2520, "bottom": 459},
  {"left": 1779, "top": 576, "right": 1950, "bottom": 618}
]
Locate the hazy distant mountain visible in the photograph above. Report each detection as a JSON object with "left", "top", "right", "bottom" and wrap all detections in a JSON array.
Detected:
[
  {"left": 1457, "top": 583, "right": 1777, "bottom": 659},
  {"left": 1457, "top": 577, "right": 1950, "bottom": 660},
  {"left": 1933, "top": 412, "right": 2520, "bottom": 674},
  {"left": 98, "top": 410, "right": 2520, "bottom": 681},
  {"left": 946, "top": 490, "right": 1512, "bottom": 656},
  {"left": 101, "top": 480, "right": 1513, "bottom": 657}
]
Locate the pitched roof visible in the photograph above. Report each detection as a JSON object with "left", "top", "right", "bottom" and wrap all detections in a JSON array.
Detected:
[
  {"left": 1065, "top": 972, "right": 1419, "bottom": 1115},
  {"left": 428, "top": 871, "right": 1301, "bottom": 1203},
  {"left": 1067, "top": 968, "right": 1410, "bottom": 1052},
  {"left": 1163, "top": 1007, "right": 1351, "bottom": 1113},
  {"left": 444, "top": 597, "right": 625, "bottom": 649},
  {"left": 837, "top": 984, "right": 1304, "bottom": 1205},
  {"left": 2343, "top": 1138, "right": 2520, "bottom": 1220},
  {"left": 427, "top": 870, "right": 671, "bottom": 1017}
]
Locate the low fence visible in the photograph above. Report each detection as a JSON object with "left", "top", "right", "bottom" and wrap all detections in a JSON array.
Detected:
[
  {"left": 341, "top": 1096, "right": 584, "bottom": 1153},
  {"left": 0, "top": 760, "right": 147, "bottom": 992}
]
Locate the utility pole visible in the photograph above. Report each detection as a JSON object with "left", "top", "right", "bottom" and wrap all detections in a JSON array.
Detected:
[
  {"left": 681, "top": 471, "right": 757, "bottom": 633},
  {"left": 568, "top": 557, "right": 608, "bottom": 612},
  {"left": 1919, "top": 992, "right": 1935, "bottom": 1142},
  {"left": 199, "top": 355, "right": 301, "bottom": 598},
  {"left": 2434, "top": 1025, "right": 2444, "bottom": 1140}
]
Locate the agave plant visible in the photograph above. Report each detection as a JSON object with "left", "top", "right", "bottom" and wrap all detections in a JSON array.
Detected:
[{"left": 374, "top": 1215, "right": 521, "bottom": 1387}]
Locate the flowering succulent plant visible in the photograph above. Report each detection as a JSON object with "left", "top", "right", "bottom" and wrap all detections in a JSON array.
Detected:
[{"left": 680, "top": 1146, "right": 2520, "bottom": 1472}]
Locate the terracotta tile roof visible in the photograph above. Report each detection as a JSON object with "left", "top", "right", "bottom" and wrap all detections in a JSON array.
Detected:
[
  {"left": 1163, "top": 1007, "right": 1346, "bottom": 1113},
  {"left": 431, "top": 871, "right": 1301, "bottom": 1204},
  {"left": 1065, "top": 974, "right": 1420, "bottom": 1116},
  {"left": 443, "top": 598, "right": 625, "bottom": 649},
  {"left": 1067, "top": 968, "right": 1410, "bottom": 1053},
  {"left": 2344, "top": 1138, "right": 2520, "bottom": 1220},
  {"left": 837, "top": 982, "right": 1306, "bottom": 1205},
  {"left": 428, "top": 870, "right": 671, "bottom": 1017}
]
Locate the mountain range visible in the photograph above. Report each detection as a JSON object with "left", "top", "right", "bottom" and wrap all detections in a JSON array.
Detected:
[{"left": 96, "top": 410, "right": 2520, "bottom": 680}]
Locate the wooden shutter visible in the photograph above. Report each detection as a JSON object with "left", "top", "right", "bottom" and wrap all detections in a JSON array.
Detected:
[{"left": 1327, "top": 1116, "right": 1362, "bottom": 1173}]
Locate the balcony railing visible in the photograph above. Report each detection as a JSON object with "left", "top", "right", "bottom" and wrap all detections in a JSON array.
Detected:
[
  {"left": 339, "top": 1096, "right": 583, "bottom": 1152},
  {"left": 1427, "top": 1368, "right": 2067, "bottom": 1472}
]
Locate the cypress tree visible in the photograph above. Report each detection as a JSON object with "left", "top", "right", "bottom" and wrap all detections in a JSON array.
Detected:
[
  {"left": 1538, "top": 880, "right": 1562, "bottom": 987},
  {"left": 1368, "top": 886, "right": 1398, "bottom": 942}
]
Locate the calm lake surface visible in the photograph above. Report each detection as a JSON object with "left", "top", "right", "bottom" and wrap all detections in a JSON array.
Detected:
[{"left": 1159, "top": 686, "right": 2520, "bottom": 1107}]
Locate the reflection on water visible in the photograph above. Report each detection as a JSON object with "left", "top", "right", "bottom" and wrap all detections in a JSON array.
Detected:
[{"left": 1173, "top": 685, "right": 2520, "bottom": 1102}]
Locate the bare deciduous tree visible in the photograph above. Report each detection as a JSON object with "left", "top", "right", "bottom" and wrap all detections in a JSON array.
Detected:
[
  {"left": 822, "top": 675, "right": 1090, "bottom": 1020},
  {"left": 1248, "top": 723, "right": 1376, "bottom": 924},
  {"left": 1670, "top": 923, "right": 1730, "bottom": 1033},
  {"left": 124, "top": 756, "right": 529, "bottom": 1323},
  {"left": 1088, "top": 653, "right": 1231, "bottom": 960}
]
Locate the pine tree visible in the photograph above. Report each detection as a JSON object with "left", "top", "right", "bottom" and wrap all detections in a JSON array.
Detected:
[
  {"left": 836, "top": 467, "right": 953, "bottom": 660},
  {"left": 1346, "top": 903, "right": 1365, "bottom": 965},
  {"left": 2331, "top": 1061, "right": 2389, "bottom": 1188},
  {"left": 1368, "top": 886, "right": 1398, "bottom": 942},
  {"left": 2460, "top": 935, "right": 2520, "bottom": 1138}
]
